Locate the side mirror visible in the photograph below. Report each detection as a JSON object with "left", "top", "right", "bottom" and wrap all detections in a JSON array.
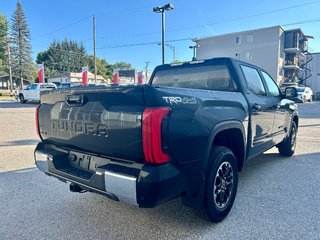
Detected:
[{"left": 284, "top": 87, "right": 297, "bottom": 99}]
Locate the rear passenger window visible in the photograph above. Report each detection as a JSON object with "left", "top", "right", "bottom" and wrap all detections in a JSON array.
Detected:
[
  {"left": 152, "top": 64, "right": 237, "bottom": 91},
  {"left": 241, "top": 65, "right": 266, "bottom": 96}
]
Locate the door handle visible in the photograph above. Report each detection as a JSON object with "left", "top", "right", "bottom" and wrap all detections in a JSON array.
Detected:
[{"left": 252, "top": 103, "right": 261, "bottom": 111}]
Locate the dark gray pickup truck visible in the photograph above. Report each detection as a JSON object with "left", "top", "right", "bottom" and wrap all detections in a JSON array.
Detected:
[{"left": 35, "top": 57, "right": 299, "bottom": 222}]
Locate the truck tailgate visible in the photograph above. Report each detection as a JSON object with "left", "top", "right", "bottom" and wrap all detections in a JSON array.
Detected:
[{"left": 38, "top": 86, "right": 145, "bottom": 162}]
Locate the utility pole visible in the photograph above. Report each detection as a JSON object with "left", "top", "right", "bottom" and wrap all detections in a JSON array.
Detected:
[
  {"left": 6, "top": 38, "right": 13, "bottom": 92},
  {"left": 145, "top": 61, "right": 150, "bottom": 82},
  {"left": 93, "top": 16, "right": 97, "bottom": 82}
]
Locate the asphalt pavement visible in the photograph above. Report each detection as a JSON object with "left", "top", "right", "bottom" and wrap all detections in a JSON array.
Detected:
[{"left": 0, "top": 100, "right": 319, "bottom": 240}]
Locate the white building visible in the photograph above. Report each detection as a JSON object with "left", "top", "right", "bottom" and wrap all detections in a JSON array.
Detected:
[
  {"left": 194, "top": 26, "right": 312, "bottom": 88},
  {"left": 47, "top": 72, "right": 105, "bottom": 84},
  {"left": 308, "top": 53, "right": 320, "bottom": 95}
]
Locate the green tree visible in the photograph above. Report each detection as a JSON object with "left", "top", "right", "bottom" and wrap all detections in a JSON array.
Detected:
[
  {"left": 36, "top": 39, "right": 134, "bottom": 81},
  {"left": 105, "top": 64, "right": 114, "bottom": 80},
  {"left": 10, "top": 2, "right": 33, "bottom": 88},
  {"left": 0, "top": 14, "right": 9, "bottom": 72},
  {"left": 113, "top": 61, "right": 133, "bottom": 70},
  {"left": 86, "top": 55, "right": 110, "bottom": 79},
  {"left": 36, "top": 39, "right": 87, "bottom": 77}
]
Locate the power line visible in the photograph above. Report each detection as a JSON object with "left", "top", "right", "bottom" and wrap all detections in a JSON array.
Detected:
[
  {"left": 34, "top": 14, "right": 320, "bottom": 53},
  {"left": 30, "top": 16, "right": 320, "bottom": 54},
  {"left": 31, "top": 1, "right": 181, "bottom": 40},
  {"left": 29, "top": 0, "right": 320, "bottom": 49},
  {"left": 95, "top": 38, "right": 192, "bottom": 50},
  {"left": 283, "top": 18, "right": 320, "bottom": 26},
  {"left": 95, "top": 0, "right": 320, "bottom": 40},
  {"left": 33, "top": 16, "right": 93, "bottom": 39},
  {"left": 165, "top": 0, "right": 320, "bottom": 33},
  {"left": 95, "top": 0, "right": 181, "bottom": 16}
]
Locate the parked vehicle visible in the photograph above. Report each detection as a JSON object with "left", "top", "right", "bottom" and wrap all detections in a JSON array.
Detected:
[
  {"left": 34, "top": 58, "right": 299, "bottom": 222},
  {"left": 18, "top": 83, "right": 56, "bottom": 103},
  {"left": 295, "top": 87, "right": 313, "bottom": 103}
]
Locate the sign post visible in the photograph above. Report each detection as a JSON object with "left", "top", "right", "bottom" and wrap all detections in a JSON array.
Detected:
[
  {"left": 82, "top": 67, "right": 88, "bottom": 86},
  {"left": 113, "top": 70, "right": 119, "bottom": 85},
  {"left": 137, "top": 71, "right": 143, "bottom": 85},
  {"left": 38, "top": 64, "right": 44, "bottom": 83}
]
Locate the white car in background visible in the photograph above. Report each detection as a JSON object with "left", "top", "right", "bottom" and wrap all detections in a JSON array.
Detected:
[
  {"left": 295, "top": 87, "right": 313, "bottom": 103},
  {"left": 18, "top": 83, "right": 56, "bottom": 103}
]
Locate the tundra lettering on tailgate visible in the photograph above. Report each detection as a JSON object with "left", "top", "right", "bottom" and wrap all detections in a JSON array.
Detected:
[{"left": 51, "top": 120, "right": 108, "bottom": 137}]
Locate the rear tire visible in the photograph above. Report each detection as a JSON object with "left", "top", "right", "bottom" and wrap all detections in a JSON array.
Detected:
[
  {"left": 202, "top": 146, "right": 238, "bottom": 222},
  {"left": 278, "top": 121, "right": 297, "bottom": 157},
  {"left": 19, "top": 94, "right": 26, "bottom": 103}
]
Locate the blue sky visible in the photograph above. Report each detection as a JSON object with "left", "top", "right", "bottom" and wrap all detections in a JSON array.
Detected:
[{"left": 2, "top": 0, "right": 320, "bottom": 72}]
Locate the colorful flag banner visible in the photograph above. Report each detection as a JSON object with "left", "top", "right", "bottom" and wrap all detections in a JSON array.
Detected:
[
  {"left": 82, "top": 67, "right": 88, "bottom": 85},
  {"left": 137, "top": 71, "right": 143, "bottom": 85},
  {"left": 113, "top": 70, "right": 119, "bottom": 85},
  {"left": 38, "top": 64, "right": 44, "bottom": 83}
]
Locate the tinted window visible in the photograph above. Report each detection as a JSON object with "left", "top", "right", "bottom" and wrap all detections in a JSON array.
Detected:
[
  {"left": 241, "top": 65, "right": 266, "bottom": 95},
  {"left": 261, "top": 71, "right": 281, "bottom": 97},
  {"left": 153, "top": 64, "right": 237, "bottom": 91},
  {"left": 30, "top": 84, "right": 38, "bottom": 90},
  {"left": 296, "top": 87, "right": 305, "bottom": 92},
  {"left": 44, "top": 84, "right": 56, "bottom": 89}
]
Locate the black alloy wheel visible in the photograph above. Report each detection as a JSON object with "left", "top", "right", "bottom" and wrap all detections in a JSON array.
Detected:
[{"left": 202, "top": 146, "right": 238, "bottom": 222}]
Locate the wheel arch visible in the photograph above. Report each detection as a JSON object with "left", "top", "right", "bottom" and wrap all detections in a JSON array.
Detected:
[{"left": 203, "top": 121, "right": 246, "bottom": 173}]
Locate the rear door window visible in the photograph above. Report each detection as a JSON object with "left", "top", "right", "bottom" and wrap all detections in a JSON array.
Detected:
[
  {"left": 44, "top": 84, "right": 56, "bottom": 89},
  {"left": 241, "top": 65, "right": 266, "bottom": 96}
]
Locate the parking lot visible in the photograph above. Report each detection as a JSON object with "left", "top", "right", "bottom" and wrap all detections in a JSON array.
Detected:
[{"left": 0, "top": 100, "right": 319, "bottom": 240}]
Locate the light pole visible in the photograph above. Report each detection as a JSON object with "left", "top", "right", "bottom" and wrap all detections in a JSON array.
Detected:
[
  {"left": 153, "top": 3, "right": 174, "bottom": 65},
  {"left": 158, "top": 43, "right": 176, "bottom": 62},
  {"left": 189, "top": 44, "right": 200, "bottom": 61}
]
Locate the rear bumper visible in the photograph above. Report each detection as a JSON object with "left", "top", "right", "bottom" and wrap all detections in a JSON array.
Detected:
[{"left": 35, "top": 143, "right": 183, "bottom": 208}]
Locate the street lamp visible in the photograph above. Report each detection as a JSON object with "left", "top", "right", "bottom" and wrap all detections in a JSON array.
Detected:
[
  {"left": 153, "top": 3, "right": 174, "bottom": 65},
  {"left": 189, "top": 44, "right": 200, "bottom": 61},
  {"left": 158, "top": 42, "right": 176, "bottom": 62}
]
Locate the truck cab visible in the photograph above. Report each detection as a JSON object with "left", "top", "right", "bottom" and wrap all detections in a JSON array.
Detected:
[{"left": 19, "top": 83, "right": 56, "bottom": 103}]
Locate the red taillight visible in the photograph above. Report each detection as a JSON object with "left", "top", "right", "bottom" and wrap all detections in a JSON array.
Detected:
[
  {"left": 142, "top": 107, "right": 171, "bottom": 164},
  {"left": 35, "top": 105, "right": 41, "bottom": 139}
]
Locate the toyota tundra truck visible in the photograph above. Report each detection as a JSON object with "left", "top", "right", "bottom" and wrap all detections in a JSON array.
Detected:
[{"left": 34, "top": 58, "right": 299, "bottom": 222}]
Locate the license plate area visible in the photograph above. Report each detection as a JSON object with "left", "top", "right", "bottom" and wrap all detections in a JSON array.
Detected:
[{"left": 69, "top": 152, "right": 95, "bottom": 171}]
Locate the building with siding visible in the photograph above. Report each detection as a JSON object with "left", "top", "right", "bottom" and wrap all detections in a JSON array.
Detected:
[
  {"left": 194, "top": 26, "right": 313, "bottom": 89},
  {"left": 0, "top": 73, "right": 30, "bottom": 90},
  {"left": 47, "top": 72, "right": 105, "bottom": 84},
  {"left": 307, "top": 52, "right": 320, "bottom": 96}
]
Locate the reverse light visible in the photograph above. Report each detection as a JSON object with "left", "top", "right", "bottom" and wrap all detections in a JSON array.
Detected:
[{"left": 142, "top": 107, "right": 171, "bottom": 164}]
